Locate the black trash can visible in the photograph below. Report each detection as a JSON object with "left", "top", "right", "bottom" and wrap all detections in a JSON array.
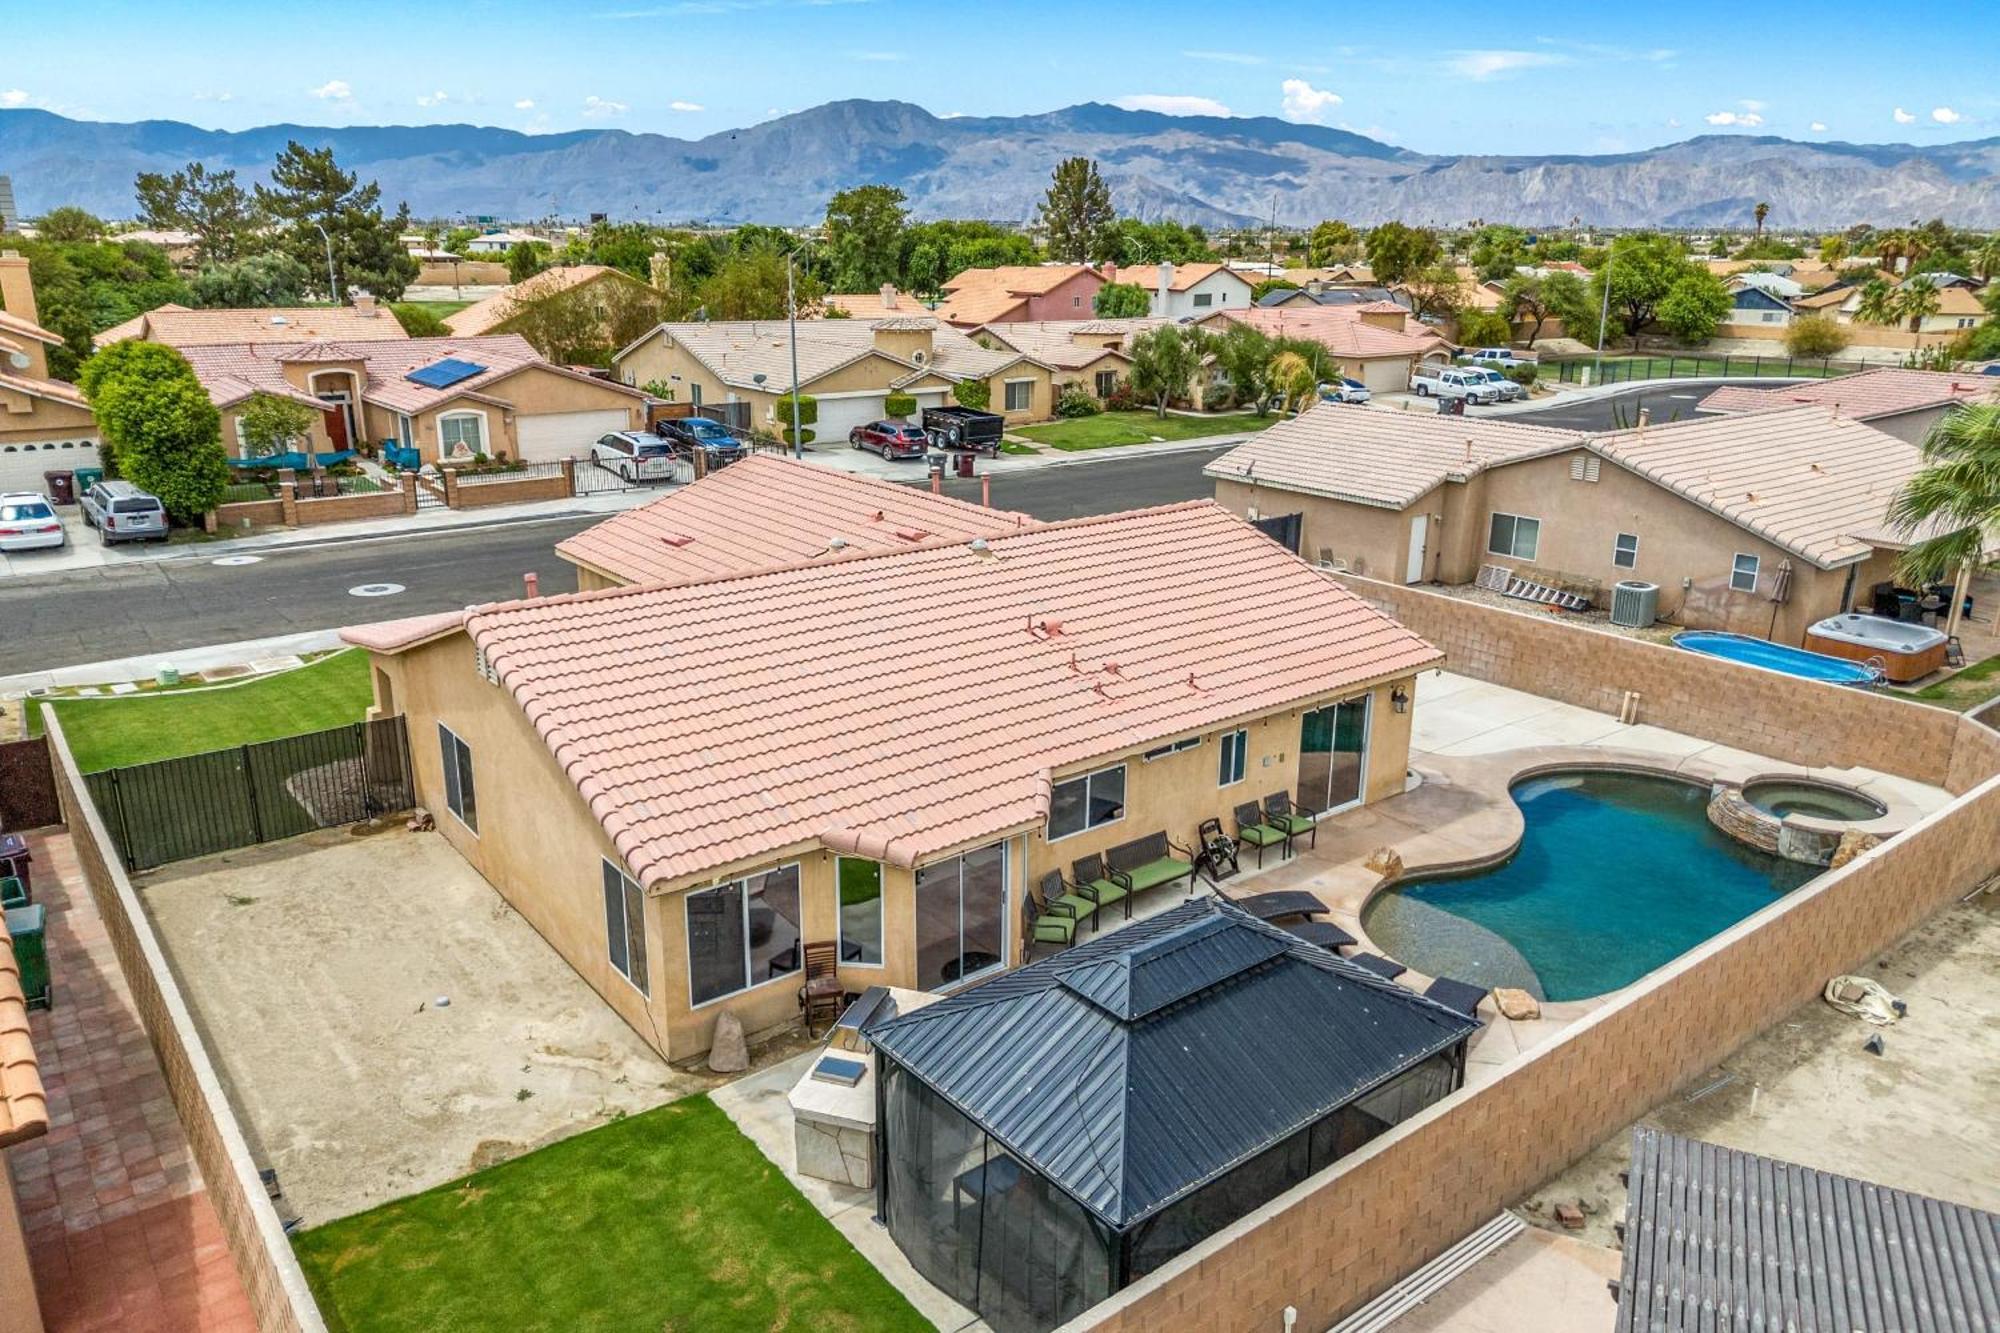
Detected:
[
  {"left": 953, "top": 452, "right": 976, "bottom": 479},
  {"left": 43, "top": 469, "right": 76, "bottom": 505},
  {"left": 925, "top": 451, "right": 946, "bottom": 477}
]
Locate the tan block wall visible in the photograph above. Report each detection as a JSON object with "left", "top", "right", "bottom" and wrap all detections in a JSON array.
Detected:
[
  {"left": 42, "top": 712, "right": 328, "bottom": 1333},
  {"left": 285, "top": 482, "right": 415, "bottom": 527},
  {"left": 442, "top": 462, "right": 573, "bottom": 509},
  {"left": 1073, "top": 767, "right": 2000, "bottom": 1333},
  {"left": 414, "top": 259, "right": 509, "bottom": 286},
  {"left": 0, "top": 1154, "right": 42, "bottom": 1333},
  {"left": 205, "top": 498, "right": 285, "bottom": 532}
]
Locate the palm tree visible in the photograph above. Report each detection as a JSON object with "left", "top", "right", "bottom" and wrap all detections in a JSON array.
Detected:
[
  {"left": 1818, "top": 234, "right": 1847, "bottom": 268},
  {"left": 1753, "top": 202, "right": 1770, "bottom": 240},
  {"left": 1898, "top": 276, "right": 1941, "bottom": 334},
  {"left": 1855, "top": 279, "right": 1900, "bottom": 326},
  {"left": 1886, "top": 403, "right": 2000, "bottom": 586},
  {"left": 1266, "top": 351, "right": 1317, "bottom": 416},
  {"left": 1877, "top": 231, "right": 1907, "bottom": 275},
  {"left": 1975, "top": 234, "right": 2000, "bottom": 282}
]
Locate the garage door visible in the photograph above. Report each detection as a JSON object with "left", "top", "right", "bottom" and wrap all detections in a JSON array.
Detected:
[
  {"left": 810, "top": 394, "right": 892, "bottom": 443},
  {"left": 1359, "top": 357, "right": 1411, "bottom": 394},
  {"left": 514, "top": 410, "right": 631, "bottom": 463},
  {"left": 0, "top": 439, "right": 102, "bottom": 494}
]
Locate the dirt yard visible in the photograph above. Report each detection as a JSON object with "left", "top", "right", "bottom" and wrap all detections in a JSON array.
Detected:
[{"left": 138, "top": 825, "right": 702, "bottom": 1226}]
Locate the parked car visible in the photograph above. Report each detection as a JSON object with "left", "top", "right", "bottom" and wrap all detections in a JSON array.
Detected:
[
  {"left": 849, "top": 420, "right": 929, "bottom": 460},
  {"left": 80, "top": 479, "right": 168, "bottom": 545},
  {"left": 0, "top": 493, "right": 65, "bottom": 552},
  {"left": 1464, "top": 366, "right": 1524, "bottom": 402},
  {"left": 920, "top": 405, "right": 1004, "bottom": 455},
  {"left": 1409, "top": 366, "right": 1501, "bottom": 404},
  {"left": 1317, "top": 378, "right": 1372, "bottom": 405},
  {"left": 655, "top": 414, "right": 747, "bottom": 467},
  {"left": 1467, "top": 348, "right": 1534, "bottom": 369},
  {"left": 591, "top": 431, "right": 681, "bottom": 482}
]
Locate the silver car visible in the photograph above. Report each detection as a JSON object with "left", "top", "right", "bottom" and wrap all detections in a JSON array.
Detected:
[{"left": 81, "top": 479, "right": 169, "bottom": 544}]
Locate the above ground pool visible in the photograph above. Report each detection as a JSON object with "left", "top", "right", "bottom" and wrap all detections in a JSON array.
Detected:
[
  {"left": 1362, "top": 770, "right": 1818, "bottom": 1001},
  {"left": 1671, "top": 630, "right": 1877, "bottom": 686}
]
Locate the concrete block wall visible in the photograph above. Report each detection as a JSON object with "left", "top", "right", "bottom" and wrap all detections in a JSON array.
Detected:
[{"left": 442, "top": 459, "right": 574, "bottom": 510}]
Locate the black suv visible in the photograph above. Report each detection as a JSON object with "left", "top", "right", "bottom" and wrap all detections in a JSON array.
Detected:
[{"left": 655, "top": 414, "right": 747, "bottom": 467}]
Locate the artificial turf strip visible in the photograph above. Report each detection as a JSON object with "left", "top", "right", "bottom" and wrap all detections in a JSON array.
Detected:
[
  {"left": 293, "top": 1095, "right": 933, "bottom": 1333},
  {"left": 1012, "top": 409, "right": 1274, "bottom": 451},
  {"left": 51, "top": 649, "right": 375, "bottom": 772}
]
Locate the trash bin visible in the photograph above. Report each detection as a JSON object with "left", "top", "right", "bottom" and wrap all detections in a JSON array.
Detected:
[
  {"left": 72, "top": 465, "right": 105, "bottom": 494},
  {"left": 0, "top": 833, "right": 29, "bottom": 900},
  {"left": 925, "top": 451, "right": 947, "bottom": 477},
  {"left": 5, "top": 902, "right": 48, "bottom": 1010},
  {"left": 953, "top": 452, "right": 976, "bottom": 479},
  {"left": 42, "top": 469, "right": 76, "bottom": 504}
]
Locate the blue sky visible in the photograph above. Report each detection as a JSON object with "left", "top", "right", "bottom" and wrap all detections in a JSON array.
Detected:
[{"left": 4, "top": 0, "right": 1995, "bottom": 153}]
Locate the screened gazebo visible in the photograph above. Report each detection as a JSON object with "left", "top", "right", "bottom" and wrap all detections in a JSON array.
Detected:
[{"left": 867, "top": 897, "right": 1480, "bottom": 1333}]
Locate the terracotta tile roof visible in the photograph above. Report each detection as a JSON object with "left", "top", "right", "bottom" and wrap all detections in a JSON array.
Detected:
[
  {"left": 0, "top": 369, "right": 88, "bottom": 407},
  {"left": 1226, "top": 306, "right": 1449, "bottom": 360},
  {"left": 95, "top": 304, "right": 410, "bottom": 349},
  {"left": 822, "top": 289, "right": 927, "bottom": 318},
  {"left": 1123, "top": 262, "right": 1251, "bottom": 293},
  {"left": 975, "top": 318, "right": 1160, "bottom": 369},
  {"left": 340, "top": 611, "right": 468, "bottom": 653},
  {"left": 443, "top": 265, "right": 633, "bottom": 336},
  {"left": 1696, "top": 369, "right": 2000, "bottom": 422},
  {"left": 934, "top": 266, "right": 1102, "bottom": 324},
  {"left": 1206, "top": 404, "right": 1583, "bottom": 509},
  {"left": 555, "top": 454, "right": 1034, "bottom": 585},
  {"left": 621, "top": 318, "right": 1029, "bottom": 394},
  {"left": 0, "top": 904, "right": 49, "bottom": 1148},
  {"left": 439, "top": 502, "right": 1440, "bottom": 886},
  {"left": 0, "top": 307, "right": 65, "bottom": 346},
  {"left": 1590, "top": 406, "right": 1927, "bottom": 568}
]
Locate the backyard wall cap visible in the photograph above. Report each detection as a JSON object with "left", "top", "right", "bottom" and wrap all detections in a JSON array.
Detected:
[{"left": 0, "top": 904, "right": 49, "bottom": 1148}]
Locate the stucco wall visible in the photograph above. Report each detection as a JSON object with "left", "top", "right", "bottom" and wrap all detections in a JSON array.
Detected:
[
  {"left": 1212, "top": 477, "right": 1419, "bottom": 583},
  {"left": 0, "top": 1155, "right": 42, "bottom": 1333},
  {"left": 0, "top": 389, "right": 96, "bottom": 449}
]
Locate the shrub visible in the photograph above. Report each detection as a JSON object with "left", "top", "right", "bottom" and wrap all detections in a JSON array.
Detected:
[
  {"left": 390, "top": 302, "right": 450, "bottom": 337},
  {"left": 1453, "top": 308, "right": 1514, "bottom": 348},
  {"left": 1054, "top": 382, "right": 1101, "bottom": 418},
  {"left": 1783, "top": 314, "right": 1851, "bottom": 359},
  {"left": 772, "top": 392, "right": 817, "bottom": 447},
  {"left": 1105, "top": 379, "right": 1139, "bottom": 412},
  {"left": 83, "top": 342, "right": 228, "bottom": 522},
  {"left": 951, "top": 378, "right": 991, "bottom": 411},
  {"left": 883, "top": 392, "right": 917, "bottom": 418},
  {"left": 1504, "top": 364, "right": 1539, "bottom": 386}
]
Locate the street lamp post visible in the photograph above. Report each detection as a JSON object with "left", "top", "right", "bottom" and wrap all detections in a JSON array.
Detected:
[
  {"left": 1592, "top": 254, "right": 1613, "bottom": 387},
  {"left": 310, "top": 220, "right": 339, "bottom": 306},
  {"left": 786, "top": 247, "right": 805, "bottom": 460}
]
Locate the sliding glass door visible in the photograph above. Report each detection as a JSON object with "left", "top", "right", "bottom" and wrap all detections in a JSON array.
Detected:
[
  {"left": 1297, "top": 695, "right": 1371, "bottom": 816},
  {"left": 916, "top": 841, "right": 1008, "bottom": 990}
]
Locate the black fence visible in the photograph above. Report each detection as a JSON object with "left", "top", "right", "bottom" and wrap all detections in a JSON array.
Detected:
[
  {"left": 84, "top": 717, "right": 415, "bottom": 871},
  {"left": 1543, "top": 354, "right": 1886, "bottom": 386}
]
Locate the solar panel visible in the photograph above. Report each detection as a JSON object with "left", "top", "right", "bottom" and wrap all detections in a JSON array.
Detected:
[{"left": 405, "top": 357, "right": 487, "bottom": 389}]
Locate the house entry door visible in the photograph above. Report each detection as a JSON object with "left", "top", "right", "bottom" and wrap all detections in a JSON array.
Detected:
[{"left": 1297, "top": 695, "right": 1370, "bottom": 816}]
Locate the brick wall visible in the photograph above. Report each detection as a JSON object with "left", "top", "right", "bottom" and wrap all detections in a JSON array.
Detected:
[
  {"left": 1072, "top": 769, "right": 2000, "bottom": 1333},
  {"left": 442, "top": 460, "right": 574, "bottom": 510},
  {"left": 41, "top": 711, "right": 328, "bottom": 1333},
  {"left": 285, "top": 476, "right": 417, "bottom": 528},
  {"left": 206, "top": 499, "right": 285, "bottom": 533}
]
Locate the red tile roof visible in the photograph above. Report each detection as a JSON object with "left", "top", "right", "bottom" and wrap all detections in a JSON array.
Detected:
[
  {"left": 448, "top": 502, "right": 1441, "bottom": 887},
  {"left": 555, "top": 455, "right": 1034, "bottom": 585},
  {"left": 0, "top": 904, "right": 49, "bottom": 1148},
  {"left": 1697, "top": 369, "right": 1999, "bottom": 421}
]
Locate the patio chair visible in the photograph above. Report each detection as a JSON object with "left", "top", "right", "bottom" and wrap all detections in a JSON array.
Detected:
[
  {"left": 797, "top": 940, "right": 844, "bottom": 1038},
  {"left": 1192, "top": 818, "right": 1239, "bottom": 886},
  {"left": 1346, "top": 952, "right": 1407, "bottom": 981},
  {"left": 1039, "top": 869, "right": 1100, "bottom": 932},
  {"left": 1233, "top": 802, "right": 1290, "bottom": 868},
  {"left": 1105, "top": 832, "right": 1198, "bottom": 899},
  {"left": 1024, "top": 883, "right": 1084, "bottom": 962},
  {"left": 1071, "top": 853, "right": 1133, "bottom": 923},
  {"left": 1261, "top": 792, "right": 1317, "bottom": 852},
  {"left": 1282, "top": 919, "right": 1356, "bottom": 953},
  {"left": 1423, "top": 976, "right": 1488, "bottom": 1019}
]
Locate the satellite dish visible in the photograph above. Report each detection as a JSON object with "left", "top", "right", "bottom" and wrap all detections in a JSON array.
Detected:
[{"left": 6, "top": 351, "right": 28, "bottom": 371}]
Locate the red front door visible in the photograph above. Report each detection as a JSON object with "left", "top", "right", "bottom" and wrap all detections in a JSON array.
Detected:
[{"left": 320, "top": 399, "right": 351, "bottom": 452}]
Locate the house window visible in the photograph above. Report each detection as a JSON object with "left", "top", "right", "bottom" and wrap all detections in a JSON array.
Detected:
[
  {"left": 437, "top": 724, "right": 476, "bottom": 833},
  {"left": 438, "top": 413, "right": 485, "bottom": 455},
  {"left": 602, "top": 859, "right": 649, "bottom": 995},
  {"left": 1094, "top": 370, "right": 1117, "bottom": 398},
  {"left": 1192, "top": 293, "right": 1213, "bottom": 308},
  {"left": 685, "top": 863, "right": 801, "bottom": 1007},
  {"left": 1487, "top": 512, "right": 1541, "bottom": 561},
  {"left": 1046, "top": 764, "right": 1126, "bottom": 841},
  {"left": 1613, "top": 533, "right": 1639, "bottom": 569},
  {"left": 836, "top": 858, "right": 884, "bottom": 966},
  {"left": 1004, "top": 380, "right": 1034, "bottom": 412},
  {"left": 1142, "top": 737, "right": 1200, "bottom": 761},
  {"left": 395, "top": 413, "right": 414, "bottom": 447},
  {"left": 1218, "top": 729, "right": 1249, "bottom": 786},
  {"left": 1072, "top": 295, "right": 1082, "bottom": 308},
  {"left": 1730, "top": 553, "right": 1760, "bottom": 593},
  {"left": 690, "top": 382, "right": 703, "bottom": 407}
]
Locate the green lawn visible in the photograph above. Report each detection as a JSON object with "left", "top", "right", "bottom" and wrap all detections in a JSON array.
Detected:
[
  {"left": 1902, "top": 652, "right": 2000, "bottom": 713},
  {"left": 47, "top": 649, "right": 374, "bottom": 772},
  {"left": 1012, "top": 410, "right": 1277, "bottom": 452},
  {"left": 294, "top": 1096, "right": 931, "bottom": 1333}
]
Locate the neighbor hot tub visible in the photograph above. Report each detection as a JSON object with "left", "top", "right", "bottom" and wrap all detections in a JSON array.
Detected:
[{"left": 1803, "top": 613, "right": 1948, "bottom": 683}]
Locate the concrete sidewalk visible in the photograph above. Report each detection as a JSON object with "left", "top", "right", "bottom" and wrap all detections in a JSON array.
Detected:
[{"left": 0, "top": 629, "right": 347, "bottom": 695}]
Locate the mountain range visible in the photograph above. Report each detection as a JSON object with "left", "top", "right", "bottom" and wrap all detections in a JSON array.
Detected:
[{"left": 3, "top": 101, "right": 1998, "bottom": 229}]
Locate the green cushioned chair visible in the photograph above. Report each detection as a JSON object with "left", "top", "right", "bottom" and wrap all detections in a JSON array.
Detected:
[
  {"left": 1261, "top": 791, "right": 1317, "bottom": 852},
  {"left": 1233, "top": 802, "right": 1290, "bottom": 868},
  {"left": 1071, "top": 853, "right": 1132, "bottom": 922},
  {"left": 1106, "top": 831, "right": 1198, "bottom": 898},
  {"left": 1025, "top": 872, "right": 1091, "bottom": 959}
]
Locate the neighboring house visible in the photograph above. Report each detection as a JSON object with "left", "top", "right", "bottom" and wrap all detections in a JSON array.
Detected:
[
  {"left": 442, "top": 264, "right": 659, "bottom": 339},
  {"left": 1206, "top": 400, "right": 1950, "bottom": 643},
  {"left": 612, "top": 315, "right": 1061, "bottom": 432},
  {"left": 1254, "top": 285, "right": 1398, "bottom": 310},
  {"left": 93, "top": 296, "right": 410, "bottom": 350},
  {"left": 972, "top": 318, "right": 1148, "bottom": 400},
  {"left": 932, "top": 265, "right": 1106, "bottom": 326},
  {"left": 1723, "top": 283, "right": 1796, "bottom": 330},
  {"left": 1795, "top": 282, "right": 1989, "bottom": 340},
  {"left": 821, "top": 286, "right": 931, "bottom": 319},
  {"left": 179, "top": 333, "right": 647, "bottom": 464},
  {"left": 1219, "top": 304, "right": 1453, "bottom": 394},
  {"left": 461, "top": 229, "right": 548, "bottom": 255},
  {"left": 1102, "top": 261, "right": 1255, "bottom": 319},
  {"left": 555, "top": 452, "right": 1032, "bottom": 591},
  {"left": 1727, "top": 270, "right": 1806, "bottom": 300},
  {"left": 0, "top": 248, "right": 101, "bottom": 492},
  {"left": 114, "top": 227, "right": 200, "bottom": 267},
  {"left": 1697, "top": 367, "right": 2000, "bottom": 445},
  {"left": 342, "top": 495, "right": 1439, "bottom": 1060}
]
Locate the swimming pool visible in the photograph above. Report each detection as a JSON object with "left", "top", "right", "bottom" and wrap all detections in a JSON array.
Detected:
[
  {"left": 1671, "top": 631, "right": 1876, "bottom": 686},
  {"left": 1362, "top": 770, "right": 1818, "bottom": 1001}
]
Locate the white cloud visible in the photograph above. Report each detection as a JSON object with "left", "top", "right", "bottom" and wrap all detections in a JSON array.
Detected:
[
  {"left": 1704, "top": 110, "right": 1764, "bottom": 127},
  {"left": 416, "top": 90, "right": 449, "bottom": 108},
  {"left": 581, "top": 95, "right": 628, "bottom": 119},
  {"left": 1893, "top": 107, "right": 1916, "bottom": 124},
  {"left": 193, "top": 90, "right": 233, "bottom": 103},
  {"left": 1446, "top": 49, "right": 1567, "bottom": 80},
  {"left": 1810, "top": 120, "right": 1828, "bottom": 132},
  {"left": 668, "top": 99, "right": 704, "bottom": 112},
  {"left": 1665, "top": 116, "right": 1681, "bottom": 128},
  {"left": 514, "top": 98, "right": 536, "bottom": 110},
  {"left": 309, "top": 79, "right": 353, "bottom": 102},
  {"left": 1113, "top": 94, "right": 1233, "bottom": 117},
  {"left": 1932, "top": 106, "right": 1962, "bottom": 124},
  {"left": 1183, "top": 50, "right": 1264, "bottom": 65},
  {"left": 0, "top": 90, "right": 26, "bottom": 109},
  {"left": 1279, "top": 78, "right": 1342, "bottom": 124}
]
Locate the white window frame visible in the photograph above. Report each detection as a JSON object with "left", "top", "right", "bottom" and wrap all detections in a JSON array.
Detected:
[
  {"left": 396, "top": 413, "right": 415, "bottom": 447},
  {"left": 437, "top": 723, "right": 476, "bottom": 834},
  {"left": 438, "top": 410, "right": 487, "bottom": 455},
  {"left": 601, "top": 858, "right": 649, "bottom": 996},
  {"left": 1141, "top": 736, "right": 1201, "bottom": 762},
  {"left": 1046, "top": 764, "right": 1126, "bottom": 842},
  {"left": 1613, "top": 533, "right": 1639, "bottom": 569},
  {"left": 684, "top": 861, "right": 803, "bottom": 1009},
  {"left": 1487, "top": 511, "right": 1541, "bottom": 561},
  {"left": 1003, "top": 378, "right": 1035, "bottom": 412},
  {"left": 1094, "top": 369, "right": 1118, "bottom": 398},
  {"left": 835, "top": 856, "right": 886, "bottom": 969},
  {"left": 1192, "top": 292, "right": 1213, "bottom": 308},
  {"left": 1730, "top": 553, "right": 1761, "bottom": 593},
  {"left": 1218, "top": 729, "right": 1249, "bottom": 787}
]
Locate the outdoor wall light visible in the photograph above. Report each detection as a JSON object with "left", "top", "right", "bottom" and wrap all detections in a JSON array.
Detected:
[{"left": 1391, "top": 687, "right": 1410, "bottom": 714}]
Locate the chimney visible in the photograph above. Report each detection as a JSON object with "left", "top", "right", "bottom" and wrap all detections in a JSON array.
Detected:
[
  {"left": 1102, "top": 262, "right": 1117, "bottom": 286},
  {"left": 353, "top": 292, "right": 379, "bottom": 317},
  {"left": 881, "top": 283, "right": 897, "bottom": 310},
  {"left": 0, "top": 249, "right": 37, "bottom": 325},
  {"left": 523, "top": 571, "right": 540, "bottom": 598},
  {"left": 1157, "top": 262, "right": 1173, "bottom": 309}
]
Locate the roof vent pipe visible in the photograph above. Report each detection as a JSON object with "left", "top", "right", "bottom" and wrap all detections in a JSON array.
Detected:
[
  {"left": 969, "top": 538, "right": 993, "bottom": 556},
  {"left": 828, "top": 536, "right": 848, "bottom": 550},
  {"left": 523, "top": 571, "right": 539, "bottom": 598},
  {"left": 1636, "top": 407, "right": 1650, "bottom": 437}
]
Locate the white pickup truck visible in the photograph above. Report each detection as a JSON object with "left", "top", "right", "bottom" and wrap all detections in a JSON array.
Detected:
[
  {"left": 1409, "top": 366, "right": 1502, "bottom": 404},
  {"left": 1467, "top": 347, "right": 1535, "bottom": 369}
]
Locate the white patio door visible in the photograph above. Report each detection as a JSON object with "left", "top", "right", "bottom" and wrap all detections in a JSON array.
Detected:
[{"left": 1405, "top": 513, "right": 1429, "bottom": 584}]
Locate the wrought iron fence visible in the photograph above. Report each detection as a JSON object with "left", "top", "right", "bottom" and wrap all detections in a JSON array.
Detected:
[{"left": 1542, "top": 354, "right": 1889, "bottom": 386}]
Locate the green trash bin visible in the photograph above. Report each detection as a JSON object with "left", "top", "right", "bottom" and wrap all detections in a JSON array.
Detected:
[
  {"left": 5, "top": 903, "right": 48, "bottom": 1010},
  {"left": 0, "top": 876, "right": 25, "bottom": 909},
  {"left": 73, "top": 466, "right": 106, "bottom": 494}
]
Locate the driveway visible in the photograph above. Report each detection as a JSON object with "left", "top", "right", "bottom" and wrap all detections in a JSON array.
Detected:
[{"left": 138, "top": 826, "right": 699, "bottom": 1225}]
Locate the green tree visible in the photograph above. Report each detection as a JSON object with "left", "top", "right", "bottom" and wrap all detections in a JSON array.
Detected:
[
  {"left": 1126, "top": 324, "right": 1202, "bottom": 417},
  {"left": 823, "top": 184, "right": 908, "bottom": 292},
  {"left": 236, "top": 391, "right": 319, "bottom": 458},
  {"left": 8, "top": 237, "right": 189, "bottom": 379},
  {"left": 1817, "top": 234, "right": 1848, "bottom": 269},
  {"left": 254, "top": 141, "right": 420, "bottom": 301},
  {"left": 1752, "top": 201, "right": 1770, "bottom": 240},
  {"left": 1306, "top": 220, "right": 1358, "bottom": 267},
  {"left": 1466, "top": 225, "right": 1528, "bottom": 282},
  {"left": 506, "top": 241, "right": 549, "bottom": 284},
  {"left": 952, "top": 378, "right": 991, "bottom": 411},
  {"left": 1541, "top": 268, "right": 1612, "bottom": 347},
  {"left": 1974, "top": 234, "right": 2000, "bottom": 281},
  {"left": 1102, "top": 218, "right": 1214, "bottom": 266},
  {"left": 1266, "top": 350, "right": 1317, "bottom": 415},
  {"left": 580, "top": 223, "right": 659, "bottom": 279},
  {"left": 188, "top": 252, "right": 312, "bottom": 308},
  {"left": 1400, "top": 261, "right": 1464, "bottom": 320},
  {"left": 133, "top": 162, "right": 256, "bottom": 265},
  {"left": 1499, "top": 273, "right": 1554, "bottom": 346},
  {"left": 503, "top": 277, "right": 670, "bottom": 366},
  {"left": 1593, "top": 233, "right": 1699, "bottom": 344},
  {"left": 685, "top": 245, "right": 822, "bottom": 322},
  {"left": 1209, "top": 322, "right": 1274, "bottom": 412},
  {"left": 1784, "top": 315, "right": 1850, "bottom": 358},
  {"left": 1037, "top": 157, "right": 1115, "bottom": 264},
  {"left": 34, "top": 207, "right": 106, "bottom": 244},
  {"left": 1885, "top": 403, "right": 2000, "bottom": 586},
  {"left": 1655, "top": 270, "right": 1732, "bottom": 342},
  {"left": 390, "top": 303, "right": 449, "bottom": 337},
  {"left": 1855, "top": 278, "right": 1900, "bottom": 327},
  {"left": 81, "top": 342, "right": 228, "bottom": 521},
  {"left": 1093, "top": 282, "right": 1152, "bottom": 317},
  {"left": 1898, "top": 276, "right": 1941, "bottom": 334},
  {"left": 1454, "top": 307, "right": 1515, "bottom": 348},
  {"left": 1363, "top": 222, "right": 1442, "bottom": 285}
]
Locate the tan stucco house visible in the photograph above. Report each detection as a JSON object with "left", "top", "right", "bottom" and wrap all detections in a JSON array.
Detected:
[
  {"left": 1218, "top": 304, "right": 1454, "bottom": 394},
  {"left": 1697, "top": 368, "right": 2000, "bottom": 446},
  {"left": 92, "top": 297, "right": 409, "bottom": 350},
  {"left": 344, "top": 488, "right": 1439, "bottom": 1060},
  {"left": 0, "top": 249, "right": 100, "bottom": 493}
]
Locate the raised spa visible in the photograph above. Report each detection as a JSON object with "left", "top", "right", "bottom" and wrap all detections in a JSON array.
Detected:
[
  {"left": 1803, "top": 613, "right": 1948, "bottom": 683},
  {"left": 1741, "top": 777, "right": 1886, "bottom": 823}
]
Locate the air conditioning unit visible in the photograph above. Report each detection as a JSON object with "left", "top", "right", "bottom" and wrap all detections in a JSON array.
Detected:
[{"left": 1610, "top": 580, "right": 1660, "bottom": 628}]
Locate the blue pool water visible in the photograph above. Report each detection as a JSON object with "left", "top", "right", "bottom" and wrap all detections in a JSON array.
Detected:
[
  {"left": 1362, "top": 771, "right": 1818, "bottom": 1001},
  {"left": 1671, "top": 631, "right": 1875, "bottom": 686}
]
